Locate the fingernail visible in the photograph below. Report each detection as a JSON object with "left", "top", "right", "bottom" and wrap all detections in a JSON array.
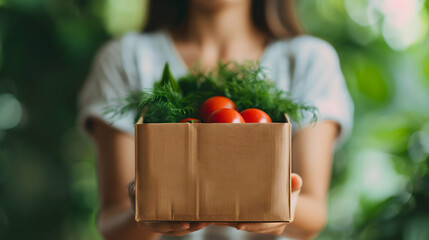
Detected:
[
  {"left": 128, "top": 182, "right": 135, "bottom": 193},
  {"left": 237, "top": 225, "right": 246, "bottom": 230}
]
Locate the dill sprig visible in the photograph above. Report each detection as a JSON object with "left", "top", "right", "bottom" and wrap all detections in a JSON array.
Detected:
[
  {"left": 220, "top": 62, "right": 318, "bottom": 123},
  {"left": 106, "top": 61, "right": 318, "bottom": 124}
]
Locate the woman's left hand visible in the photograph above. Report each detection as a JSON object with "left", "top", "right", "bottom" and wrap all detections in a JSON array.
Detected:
[{"left": 215, "top": 173, "right": 302, "bottom": 236}]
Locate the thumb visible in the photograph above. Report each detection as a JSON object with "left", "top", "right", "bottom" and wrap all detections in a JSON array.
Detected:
[
  {"left": 291, "top": 173, "right": 303, "bottom": 192},
  {"left": 128, "top": 180, "right": 136, "bottom": 196}
]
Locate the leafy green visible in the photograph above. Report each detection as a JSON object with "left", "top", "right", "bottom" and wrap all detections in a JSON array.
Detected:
[
  {"left": 107, "top": 61, "right": 318, "bottom": 124},
  {"left": 159, "top": 63, "right": 180, "bottom": 93},
  {"left": 209, "top": 62, "right": 317, "bottom": 123}
]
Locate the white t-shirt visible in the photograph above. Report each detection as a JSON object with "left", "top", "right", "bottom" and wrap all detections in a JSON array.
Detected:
[{"left": 77, "top": 31, "right": 353, "bottom": 240}]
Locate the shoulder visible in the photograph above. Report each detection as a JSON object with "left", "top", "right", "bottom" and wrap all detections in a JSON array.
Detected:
[
  {"left": 293, "top": 36, "right": 339, "bottom": 66},
  {"left": 270, "top": 35, "right": 339, "bottom": 64},
  {"left": 121, "top": 31, "right": 167, "bottom": 49},
  {"left": 290, "top": 35, "right": 337, "bottom": 53},
  {"left": 97, "top": 31, "right": 166, "bottom": 62},
  {"left": 92, "top": 31, "right": 170, "bottom": 88}
]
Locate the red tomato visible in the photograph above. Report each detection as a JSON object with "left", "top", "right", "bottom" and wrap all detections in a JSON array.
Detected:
[
  {"left": 179, "top": 118, "right": 201, "bottom": 123},
  {"left": 207, "top": 108, "right": 245, "bottom": 123},
  {"left": 240, "top": 108, "right": 272, "bottom": 123},
  {"left": 198, "top": 96, "right": 236, "bottom": 122}
]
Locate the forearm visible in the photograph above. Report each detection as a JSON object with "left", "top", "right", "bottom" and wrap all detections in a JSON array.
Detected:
[
  {"left": 98, "top": 205, "right": 161, "bottom": 240},
  {"left": 282, "top": 194, "right": 327, "bottom": 239},
  {"left": 282, "top": 121, "right": 338, "bottom": 239}
]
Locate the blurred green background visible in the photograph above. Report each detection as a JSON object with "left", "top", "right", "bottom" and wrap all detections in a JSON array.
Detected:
[{"left": 0, "top": 0, "right": 428, "bottom": 239}]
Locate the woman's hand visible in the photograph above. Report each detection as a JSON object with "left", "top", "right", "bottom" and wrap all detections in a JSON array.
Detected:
[
  {"left": 128, "top": 173, "right": 302, "bottom": 236},
  {"left": 215, "top": 173, "right": 303, "bottom": 236},
  {"left": 128, "top": 181, "right": 213, "bottom": 237}
]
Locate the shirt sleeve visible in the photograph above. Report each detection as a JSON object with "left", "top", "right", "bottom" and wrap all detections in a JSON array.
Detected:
[
  {"left": 290, "top": 36, "right": 354, "bottom": 146},
  {"left": 77, "top": 38, "right": 136, "bottom": 137}
]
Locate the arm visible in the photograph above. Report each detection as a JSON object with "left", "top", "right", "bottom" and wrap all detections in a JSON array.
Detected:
[
  {"left": 233, "top": 120, "right": 339, "bottom": 239},
  {"left": 282, "top": 120, "right": 339, "bottom": 239},
  {"left": 89, "top": 117, "right": 161, "bottom": 240}
]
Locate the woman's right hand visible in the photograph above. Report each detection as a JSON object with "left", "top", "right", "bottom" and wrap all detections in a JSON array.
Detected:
[{"left": 128, "top": 181, "right": 213, "bottom": 237}]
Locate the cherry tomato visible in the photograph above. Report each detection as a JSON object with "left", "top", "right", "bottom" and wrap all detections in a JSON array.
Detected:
[
  {"left": 207, "top": 108, "right": 245, "bottom": 123},
  {"left": 240, "top": 108, "right": 272, "bottom": 123},
  {"left": 198, "top": 96, "right": 236, "bottom": 122},
  {"left": 179, "top": 118, "right": 201, "bottom": 123}
]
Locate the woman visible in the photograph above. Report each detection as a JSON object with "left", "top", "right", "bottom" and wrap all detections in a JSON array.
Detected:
[{"left": 78, "top": 0, "right": 353, "bottom": 239}]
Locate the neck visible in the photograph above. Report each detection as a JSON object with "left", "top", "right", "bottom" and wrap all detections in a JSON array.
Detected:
[
  {"left": 183, "top": 2, "right": 259, "bottom": 46},
  {"left": 169, "top": 2, "right": 269, "bottom": 70}
]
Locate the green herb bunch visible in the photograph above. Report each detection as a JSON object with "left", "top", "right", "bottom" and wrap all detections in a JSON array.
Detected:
[{"left": 107, "top": 62, "right": 317, "bottom": 124}]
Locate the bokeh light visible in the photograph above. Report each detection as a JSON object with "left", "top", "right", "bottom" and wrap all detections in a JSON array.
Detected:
[
  {"left": 345, "top": 0, "right": 428, "bottom": 50},
  {"left": 102, "top": 0, "right": 146, "bottom": 36},
  {"left": 408, "top": 123, "right": 429, "bottom": 163},
  {"left": 0, "top": 93, "right": 22, "bottom": 130}
]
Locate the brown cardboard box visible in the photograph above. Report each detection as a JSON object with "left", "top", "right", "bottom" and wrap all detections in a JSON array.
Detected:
[{"left": 135, "top": 118, "right": 291, "bottom": 222}]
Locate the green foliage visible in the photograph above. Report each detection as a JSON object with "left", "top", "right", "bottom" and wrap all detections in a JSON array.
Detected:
[
  {"left": 159, "top": 63, "right": 181, "bottom": 93},
  {"left": 137, "top": 84, "right": 195, "bottom": 123},
  {"left": 354, "top": 62, "right": 390, "bottom": 102},
  {"left": 111, "top": 62, "right": 317, "bottom": 124},
  {"left": 219, "top": 63, "right": 317, "bottom": 123}
]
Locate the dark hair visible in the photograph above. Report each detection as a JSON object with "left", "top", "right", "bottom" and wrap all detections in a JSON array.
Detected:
[{"left": 143, "top": 0, "right": 303, "bottom": 39}]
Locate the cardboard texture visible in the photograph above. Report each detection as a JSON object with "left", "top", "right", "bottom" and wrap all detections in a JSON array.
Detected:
[{"left": 135, "top": 122, "right": 291, "bottom": 222}]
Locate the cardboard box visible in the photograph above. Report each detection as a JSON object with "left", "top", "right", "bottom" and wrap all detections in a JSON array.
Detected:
[{"left": 135, "top": 118, "right": 291, "bottom": 222}]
